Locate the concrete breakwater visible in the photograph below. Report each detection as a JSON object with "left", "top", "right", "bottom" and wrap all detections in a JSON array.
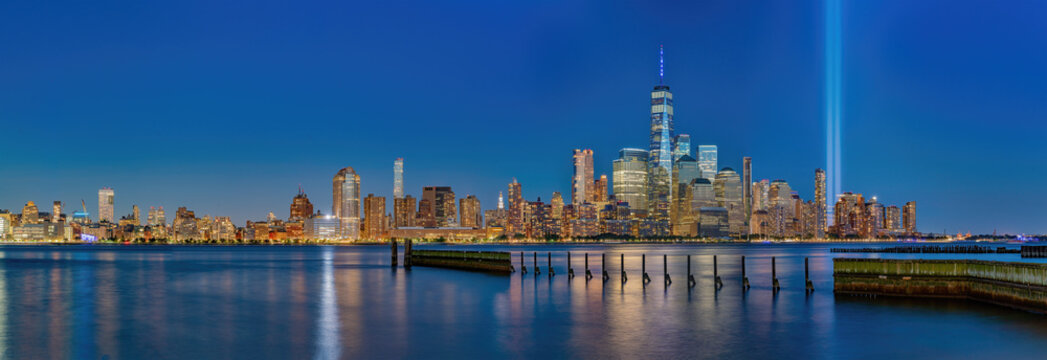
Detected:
[
  {"left": 833, "top": 258, "right": 1047, "bottom": 313},
  {"left": 409, "top": 250, "right": 514, "bottom": 273}
]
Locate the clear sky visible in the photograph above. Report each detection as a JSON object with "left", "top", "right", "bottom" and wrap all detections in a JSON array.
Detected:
[{"left": 2, "top": 0, "right": 1044, "bottom": 234}]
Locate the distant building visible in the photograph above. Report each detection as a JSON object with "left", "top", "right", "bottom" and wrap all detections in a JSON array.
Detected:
[
  {"left": 572, "top": 149, "right": 594, "bottom": 204},
  {"left": 98, "top": 187, "right": 114, "bottom": 223},
  {"left": 612, "top": 148, "right": 648, "bottom": 215},
  {"left": 714, "top": 168, "right": 744, "bottom": 235},
  {"left": 507, "top": 179, "right": 524, "bottom": 236},
  {"left": 673, "top": 134, "right": 691, "bottom": 161},
  {"left": 21, "top": 201, "right": 39, "bottom": 224},
  {"left": 172, "top": 207, "right": 198, "bottom": 241},
  {"left": 289, "top": 187, "right": 314, "bottom": 222},
  {"left": 833, "top": 193, "right": 865, "bottom": 237},
  {"left": 393, "top": 158, "right": 404, "bottom": 199},
  {"left": 52, "top": 201, "right": 63, "bottom": 223},
  {"left": 647, "top": 58, "right": 675, "bottom": 222},
  {"left": 394, "top": 195, "right": 417, "bottom": 228},
  {"left": 459, "top": 195, "right": 482, "bottom": 229},
  {"left": 815, "top": 169, "right": 827, "bottom": 238},
  {"left": 903, "top": 201, "right": 917, "bottom": 236},
  {"left": 333, "top": 167, "right": 361, "bottom": 240},
  {"left": 305, "top": 213, "right": 340, "bottom": 240},
  {"left": 671, "top": 155, "right": 700, "bottom": 235},
  {"left": 593, "top": 175, "right": 608, "bottom": 204},
  {"left": 698, "top": 207, "right": 729, "bottom": 238},
  {"left": 697, "top": 145, "right": 718, "bottom": 181},
  {"left": 742, "top": 157, "right": 752, "bottom": 227},
  {"left": 363, "top": 194, "right": 386, "bottom": 239},
  {"left": 422, "top": 186, "right": 456, "bottom": 227}
]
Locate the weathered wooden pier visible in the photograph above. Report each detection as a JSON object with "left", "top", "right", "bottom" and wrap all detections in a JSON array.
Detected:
[
  {"left": 834, "top": 258, "right": 1047, "bottom": 313},
  {"left": 1020, "top": 245, "right": 1047, "bottom": 258},
  {"left": 830, "top": 245, "right": 1017, "bottom": 254}
]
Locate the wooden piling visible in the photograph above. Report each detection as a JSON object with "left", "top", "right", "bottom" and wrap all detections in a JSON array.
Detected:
[
  {"left": 805, "top": 257, "right": 814, "bottom": 292},
  {"left": 602, "top": 253, "right": 609, "bottom": 282},
  {"left": 391, "top": 239, "right": 398, "bottom": 267},
  {"left": 664, "top": 254, "right": 671, "bottom": 286},
  {"left": 585, "top": 253, "right": 593, "bottom": 280},
  {"left": 404, "top": 239, "right": 412, "bottom": 269},
  {"left": 714, "top": 255, "right": 723, "bottom": 289},
  {"left": 521, "top": 252, "right": 527, "bottom": 274},
  {"left": 741, "top": 256, "right": 750, "bottom": 289},
  {"left": 642, "top": 254, "right": 651, "bottom": 284},
  {"left": 534, "top": 252, "right": 540, "bottom": 275},
  {"left": 772, "top": 256, "right": 781, "bottom": 291},
  {"left": 687, "top": 255, "right": 696, "bottom": 287},
  {"left": 568, "top": 252, "right": 575, "bottom": 278},
  {"left": 548, "top": 252, "right": 554, "bottom": 277},
  {"left": 621, "top": 254, "right": 628, "bottom": 283}
]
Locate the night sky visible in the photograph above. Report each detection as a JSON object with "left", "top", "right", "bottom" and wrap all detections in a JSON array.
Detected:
[{"left": 2, "top": 0, "right": 1044, "bottom": 234}]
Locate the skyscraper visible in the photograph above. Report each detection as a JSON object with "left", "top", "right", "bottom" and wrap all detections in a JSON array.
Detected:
[
  {"left": 647, "top": 46, "right": 674, "bottom": 221},
  {"left": 290, "top": 187, "right": 314, "bottom": 222},
  {"left": 52, "top": 201, "right": 62, "bottom": 223},
  {"left": 498, "top": 192, "right": 504, "bottom": 210},
  {"left": 21, "top": 201, "right": 39, "bottom": 224},
  {"left": 697, "top": 146, "right": 717, "bottom": 181},
  {"left": 742, "top": 157, "right": 752, "bottom": 227},
  {"left": 460, "top": 195, "right": 482, "bottom": 229},
  {"left": 815, "top": 169, "right": 827, "bottom": 238},
  {"left": 593, "top": 175, "right": 608, "bottom": 203},
  {"left": 132, "top": 204, "right": 140, "bottom": 225},
  {"left": 673, "top": 134, "right": 691, "bottom": 161},
  {"left": 903, "top": 201, "right": 917, "bottom": 236},
  {"left": 422, "top": 186, "right": 457, "bottom": 227},
  {"left": 394, "top": 195, "right": 416, "bottom": 228},
  {"left": 572, "top": 149, "right": 594, "bottom": 204},
  {"left": 713, "top": 168, "right": 744, "bottom": 235},
  {"left": 393, "top": 158, "right": 404, "bottom": 199},
  {"left": 507, "top": 179, "right": 524, "bottom": 236},
  {"left": 332, "top": 167, "right": 361, "bottom": 240},
  {"left": 98, "top": 187, "right": 114, "bottom": 223},
  {"left": 612, "top": 148, "right": 648, "bottom": 214},
  {"left": 363, "top": 194, "right": 386, "bottom": 239},
  {"left": 671, "top": 155, "right": 700, "bottom": 233}
]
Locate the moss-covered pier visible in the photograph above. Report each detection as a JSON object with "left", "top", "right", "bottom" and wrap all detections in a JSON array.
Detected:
[{"left": 834, "top": 258, "right": 1047, "bottom": 313}]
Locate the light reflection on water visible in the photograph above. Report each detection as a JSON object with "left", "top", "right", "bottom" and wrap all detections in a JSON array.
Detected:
[{"left": 0, "top": 244, "right": 1045, "bottom": 359}]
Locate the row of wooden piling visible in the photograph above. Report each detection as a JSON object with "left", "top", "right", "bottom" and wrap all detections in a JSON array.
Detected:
[{"left": 517, "top": 251, "right": 814, "bottom": 292}]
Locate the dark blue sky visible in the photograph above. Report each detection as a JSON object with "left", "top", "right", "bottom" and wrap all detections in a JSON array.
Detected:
[{"left": 2, "top": 0, "right": 1045, "bottom": 234}]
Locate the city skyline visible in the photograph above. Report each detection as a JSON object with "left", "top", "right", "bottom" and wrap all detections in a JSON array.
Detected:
[{"left": 1, "top": 1, "right": 1044, "bottom": 234}]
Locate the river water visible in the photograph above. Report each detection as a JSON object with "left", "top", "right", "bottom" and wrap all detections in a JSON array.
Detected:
[{"left": 0, "top": 243, "right": 1044, "bottom": 359}]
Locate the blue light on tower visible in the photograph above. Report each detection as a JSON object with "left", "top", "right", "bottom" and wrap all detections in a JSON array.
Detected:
[{"left": 825, "top": 0, "right": 842, "bottom": 223}]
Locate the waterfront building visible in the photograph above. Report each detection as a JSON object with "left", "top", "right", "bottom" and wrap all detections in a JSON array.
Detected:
[
  {"left": 172, "top": 207, "right": 198, "bottom": 241},
  {"left": 572, "top": 149, "right": 594, "bottom": 204},
  {"left": 612, "top": 148, "right": 648, "bottom": 215},
  {"left": 673, "top": 134, "right": 691, "bottom": 161},
  {"left": 752, "top": 179, "right": 770, "bottom": 212},
  {"left": 416, "top": 199, "right": 434, "bottom": 227},
  {"left": 647, "top": 47, "right": 675, "bottom": 221},
  {"left": 21, "top": 201, "right": 39, "bottom": 224},
  {"left": 0, "top": 211, "right": 12, "bottom": 239},
  {"left": 507, "top": 179, "right": 524, "bottom": 236},
  {"left": 213, "top": 216, "right": 236, "bottom": 240},
  {"left": 697, "top": 145, "right": 717, "bottom": 181},
  {"left": 885, "top": 205, "right": 902, "bottom": 234},
  {"left": 569, "top": 203, "right": 599, "bottom": 238},
  {"left": 550, "top": 192, "right": 564, "bottom": 220},
  {"left": 484, "top": 209, "right": 507, "bottom": 229},
  {"left": 750, "top": 210, "right": 770, "bottom": 236},
  {"left": 833, "top": 192, "right": 865, "bottom": 237},
  {"left": 386, "top": 227, "right": 487, "bottom": 241},
  {"left": 769, "top": 180, "right": 795, "bottom": 231},
  {"left": 866, "top": 199, "right": 885, "bottom": 237},
  {"left": 422, "top": 186, "right": 457, "bottom": 227},
  {"left": 698, "top": 207, "right": 729, "bottom": 238},
  {"left": 98, "top": 187, "right": 114, "bottom": 223},
  {"left": 815, "top": 169, "right": 827, "bottom": 239},
  {"left": 13, "top": 222, "right": 64, "bottom": 242},
  {"left": 903, "top": 201, "right": 917, "bottom": 236},
  {"left": 393, "top": 158, "right": 404, "bottom": 199},
  {"left": 363, "top": 194, "right": 386, "bottom": 239},
  {"left": 460, "top": 195, "right": 482, "bottom": 229},
  {"left": 394, "top": 195, "right": 416, "bottom": 228},
  {"left": 147, "top": 206, "right": 166, "bottom": 226},
  {"left": 304, "top": 213, "right": 340, "bottom": 240},
  {"left": 333, "top": 167, "right": 361, "bottom": 240},
  {"left": 289, "top": 187, "right": 314, "bottom": 222},
  {"left": 742, "top": 157, "right": 752, "bottom": 227},
  {"left": 714, "top": 168, "right": 744, "bottom": 235}
]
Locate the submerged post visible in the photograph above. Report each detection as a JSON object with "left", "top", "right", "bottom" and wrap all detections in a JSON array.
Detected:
[
  {"left": 805, "top": 257, "right": 814, "bottom": 292},
  {"left": 391, "top": 239, "right": 398, "bottom": 267},
  {"left": 741, "top": 256, "right": 750, "bottom": 289},
  {"left": 714, "top": 255, "right": 723, "bottom": 289},
  {"left": 621, "top": 254, "right": 628, "bottom": 284},
  {"left": 687, "top": 255, "right": 696, "bottom": 287},
  {"left": 772, "top": 256, "right": 781, "bottom": 291},
  {"left": 664, "top": 254, "right": 671, "bottom": 286},
  {"left": 521, "top": 251, "right": 527, "bottom": 274},
  {"left": 643, "top": 254, "right": 651, "bottom": 284}
]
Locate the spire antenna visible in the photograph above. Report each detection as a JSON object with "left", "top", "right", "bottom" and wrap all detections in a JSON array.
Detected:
[{"left": 659, "top": 45, "right": 664, "bottom": 84}]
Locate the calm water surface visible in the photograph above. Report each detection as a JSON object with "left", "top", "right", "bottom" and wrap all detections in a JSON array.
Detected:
[{"left": 1, "top": 243, "right": 1045, "bottom": 359}]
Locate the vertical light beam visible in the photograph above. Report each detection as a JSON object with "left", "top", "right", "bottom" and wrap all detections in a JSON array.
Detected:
[{"left": 825, "top": 0, "right": 842, "bottom": 224}]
